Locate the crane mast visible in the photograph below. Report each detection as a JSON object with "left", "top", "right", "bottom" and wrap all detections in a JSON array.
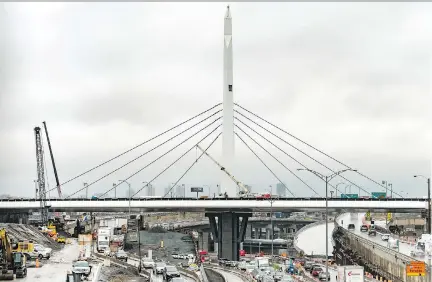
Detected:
[
  {"left": 42, "top": 121, "right": 62, "bottom": 198},
  {"left": 34, "top": 127, "right": 48, "bottom": 225},
  {"left": 195, "top": 145, "right": 250, "bottom": 196}
]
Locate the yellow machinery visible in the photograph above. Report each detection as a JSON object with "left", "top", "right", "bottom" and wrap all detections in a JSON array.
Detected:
[
  {"left": 57, "top": 236, "right": 66, "bottom": 244},
  {"left": 0, "top": 229, "right": 27, "bottom": 280}
]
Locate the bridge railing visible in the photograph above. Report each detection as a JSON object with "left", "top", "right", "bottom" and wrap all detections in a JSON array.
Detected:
[{"left": 3, "top": 197, "right": 428, "bottom": 202}]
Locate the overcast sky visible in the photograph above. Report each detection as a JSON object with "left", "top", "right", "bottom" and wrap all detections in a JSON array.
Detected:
[{"left": 0, "top": 2, "right": 430, "bottom": 198}]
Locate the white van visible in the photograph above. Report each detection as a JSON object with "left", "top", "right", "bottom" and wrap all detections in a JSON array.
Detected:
[{"left": 381, "top": 234, "right": 390, "bottom": 241}]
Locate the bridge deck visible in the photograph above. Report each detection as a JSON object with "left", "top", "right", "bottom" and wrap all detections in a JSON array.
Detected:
[{"left": 0, "top": 198, "right": 427, "bottom": 212}]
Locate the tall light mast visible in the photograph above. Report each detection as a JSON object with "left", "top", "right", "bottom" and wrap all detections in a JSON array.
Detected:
[{"left": 222, "top": 5, "right": 236, "bottom": 197}]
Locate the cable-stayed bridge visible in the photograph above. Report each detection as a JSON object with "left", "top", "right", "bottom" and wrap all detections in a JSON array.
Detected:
[{"left": 22, "top": 6, "right": 427, "bottom": 262}]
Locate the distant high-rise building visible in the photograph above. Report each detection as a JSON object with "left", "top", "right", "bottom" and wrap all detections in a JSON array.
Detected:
[
  {"left": 276, "top": 183, "right": 286, "bottom": 197},
  {"left": 164, "top": 186, "right": 173, "bottom": 198},
  {"left": 147, "top": 184, "right": 155, "bottom": 196},
  {"left": 175, "top": 184, "right": 185, "bottom": 198}
]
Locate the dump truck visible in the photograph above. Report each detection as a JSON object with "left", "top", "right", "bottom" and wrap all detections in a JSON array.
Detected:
[{"left": 0, "top": 229, "right": 27, "bottom": 280}]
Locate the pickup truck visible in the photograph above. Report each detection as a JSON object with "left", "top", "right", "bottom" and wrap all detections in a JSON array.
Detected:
[
  {"left": 72, "top": 260, "right": 92, "bottom": 277},
  {"left": 34, "top": 244, "right": 52, "bottom": 260},
  {"left": 115, "top": 250, "right": 128, "bottom": 262}
]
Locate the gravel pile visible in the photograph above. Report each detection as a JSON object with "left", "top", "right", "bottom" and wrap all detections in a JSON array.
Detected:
[
  {"left": 0, "top": 223, "right": 61, "bottom": 250},
  {"left": 98, "top": 265, "right": 146, "bottom": 282}
]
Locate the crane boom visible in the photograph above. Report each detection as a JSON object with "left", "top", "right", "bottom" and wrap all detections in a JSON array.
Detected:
[
  {"left": 42, "top": 121, "right": 62, "bottom": 198},
  {"left": 195, "top": 145, "right": 249, "bottom": 196},
  {"left": 34, "top": 127, "right": 48, "bottom": 225}
]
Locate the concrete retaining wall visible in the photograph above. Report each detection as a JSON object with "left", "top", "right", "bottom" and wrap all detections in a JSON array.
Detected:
[
  {"left": 334, "top": 214, "right": 427, "bottom": 282},
  {"left": 293, "top": 220, "right": 331, "bottom": 255}
]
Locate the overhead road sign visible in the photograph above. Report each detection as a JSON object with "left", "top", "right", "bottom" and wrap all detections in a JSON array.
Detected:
[
  {"left": 371, "top": 192, "right": 386, "bottom": 199},
  {"left": 341, "top": 194, "right": 358, "bottom": 199}
]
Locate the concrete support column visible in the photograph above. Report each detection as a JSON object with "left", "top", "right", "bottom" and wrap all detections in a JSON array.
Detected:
[
  {"left": 206, "top": 212, "right": 251, "bottom": 261},
  {"left": 246, "top": 224, "right": 252, "bottom": 239},
  {"left": 200, "top": 232, "right": 209, "bottom": 251}
]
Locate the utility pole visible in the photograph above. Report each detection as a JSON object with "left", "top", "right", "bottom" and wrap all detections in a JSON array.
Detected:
[
  {"left": 298, "top": 168, "right": 357, "bottom": 278},
  {"left": 330, "top": 191, "right": 334, "bottom": 198}
]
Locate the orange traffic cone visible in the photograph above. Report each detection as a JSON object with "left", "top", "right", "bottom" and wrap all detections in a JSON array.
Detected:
[{"left": 36, "top": 258, "right": 39, "bottom": 268}]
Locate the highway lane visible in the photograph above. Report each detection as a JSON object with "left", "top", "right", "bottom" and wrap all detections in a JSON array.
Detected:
[
  {"left": 337, "top": 213, "right": 431, "bottom": 264},
  {"left": 296, "top": 222, "right": 335, "bottom": 256}
]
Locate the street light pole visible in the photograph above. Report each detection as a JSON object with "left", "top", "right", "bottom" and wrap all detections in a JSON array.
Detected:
[
  {"left": 298, "top": 168, "right": 357, "bottom": 278},
  {"left": 415, "top": 176, "right": 432, "bottom": 282},
  {"left": 119, "top": 180, "right": 132, "bottom": 217},
  {"left": 414, "top": 175, "right": 431, "bottom": 234},
  {"left": 270, "top": 185, "right": 274, "bottom": 261},
  {"left": 112, "top": 183, "right": 117, "bottom": 198},
  {"left": 335, "top": 182, "right": 345, "bottom": 198}
]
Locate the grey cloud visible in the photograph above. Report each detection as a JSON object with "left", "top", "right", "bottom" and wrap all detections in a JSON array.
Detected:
[{"left": 1, "top": 3, "right": 430, "bottom": 198}]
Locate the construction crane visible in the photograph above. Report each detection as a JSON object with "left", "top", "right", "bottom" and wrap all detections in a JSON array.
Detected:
[
  {"left": 34, "top": 127, "right": 48, "bottom": 225},
  {"left": 195, "top": 145, "right": 250, "bottom": 197},
  {"left": 42, "top": 121, "right": 62, "bottom": 198}
]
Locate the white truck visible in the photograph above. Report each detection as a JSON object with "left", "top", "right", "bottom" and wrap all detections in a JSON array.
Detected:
[
  {"left": 256, "top": 257, "right": 270, "bottom": 268},
  {"left": 97, "top": 228, "right": 111, "bottom": 253},
  {"left": 337, "top": 266, "right": 364, "bottom": 282}
]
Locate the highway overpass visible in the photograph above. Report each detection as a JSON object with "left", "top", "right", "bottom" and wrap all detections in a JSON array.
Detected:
[{"left": 0, "top": 197, "right": 427, "bottom": 212}]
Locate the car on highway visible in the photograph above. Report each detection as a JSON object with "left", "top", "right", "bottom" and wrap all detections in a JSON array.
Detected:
[
  {"left": 360, "top": 225, "right": 368, "bottom": 232},
  {"left": 72, "top": 260, "right": 92, "bottom": 278},
  {"left": 141, "top": 257, "right": 155, "bottom": 269},
  {"left": 172, "top": 253, "right": 179, "bottom": 259},
  {"left": 381, "top": 234, "right": 390, "bottom": 241},
  {"left": 304, "top": 262, "right": 313, "bottom": 271},
  {"left": 114, "top": 250, "right": 128, "bottom": 262},
  {"left": 218, "top": 258, "right": 230, "bottom": 266},
  {"left": 311, "top": 267, "right": 323, "bottom": 277},
  {"left": 368, "top": 230, "right": 377, "bottom": 236},
  {"left": 309, "top": 264, "right": 321, "bottom": 274},
  {"left": 318, "top": 271, "right": 331, "bottom": 281},
  {"left": 410, "top": 248, "right": 426, "bottom": 257},
  {"left": 163, "top": 265, "right": 181, "bottom": 281},
  {"left": 154, "top": 262, "right": 166, "bottom": 275},
  {"left": 347, "top": 224, "right": 355, "bottom": 230}
]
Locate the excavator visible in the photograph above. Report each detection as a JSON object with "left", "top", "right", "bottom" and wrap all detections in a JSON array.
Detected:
[
  {"left": 195, "top": 145, "right": 252, "bottom": 198},
  {"left": 0, "top": 229, "right": 27, "bottom": 280}
]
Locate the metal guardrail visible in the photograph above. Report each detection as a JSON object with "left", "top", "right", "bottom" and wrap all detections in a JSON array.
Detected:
[{"left": 179, "top": 268, "right": 201, "bottom": 281}]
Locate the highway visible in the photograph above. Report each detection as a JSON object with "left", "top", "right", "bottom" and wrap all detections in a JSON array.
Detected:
[{"left": 337, "top": 213, "right": 432, "bottom": 264}]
